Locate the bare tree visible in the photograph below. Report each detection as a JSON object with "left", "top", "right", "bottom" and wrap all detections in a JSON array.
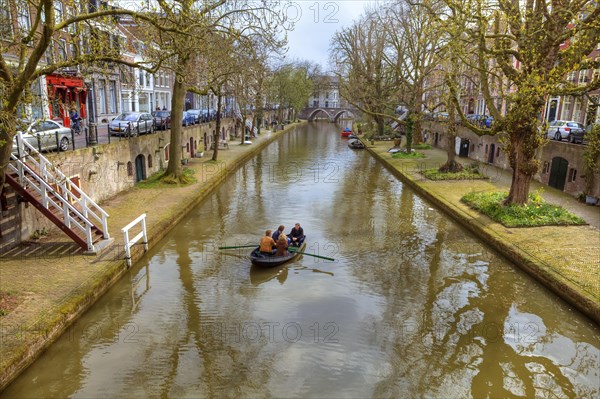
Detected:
[
  {"left": 0, "top": 0, "right": 172, "bottom": 195},
  {"left": 330, "top": 11, "right": 395, "bottom": 136},
  {"left": 445, "top": 0, "right": 600, "bottom": 204}
]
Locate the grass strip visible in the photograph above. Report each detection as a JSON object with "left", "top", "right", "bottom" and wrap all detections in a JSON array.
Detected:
[{"left": 461, "top": 191, "right": 586, "bottom": 227}]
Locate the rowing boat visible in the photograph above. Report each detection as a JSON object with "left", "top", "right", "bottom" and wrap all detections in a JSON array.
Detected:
[{"left": 250, "top": 236, "right": 306, "bottom": 267}]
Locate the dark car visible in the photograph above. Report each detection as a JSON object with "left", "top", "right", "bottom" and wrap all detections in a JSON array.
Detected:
[
  {"left": 186, "top": 109, "right": 201, "bottom": 124},
  {"left": 568, "top": 122, "right": 586, "bottom": 144},
  {"left": 182, "top": 111, "right": 196, "bottom": 126},
  {"left": 109, "top": 112, "right": 154, "bottom": 136},
  {"left": 152, "top": 111, "right": 171, "bottom": 130}
]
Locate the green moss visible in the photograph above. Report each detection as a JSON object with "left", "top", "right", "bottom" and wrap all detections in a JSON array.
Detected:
[
  {"left": 137, "top": 167, "right": 197, "bottom": 188},
  {"left": 461, "top": 191, "right": 586, "bottom": 227},
  {"left": 423, "top": 168, "right": 487, "bottom": 181},
  {"left": 412, "top": 143, "right": 432, "bottom": 150},
  {"left": 391, "top": 151, "right": 426, "bottom": 159}
]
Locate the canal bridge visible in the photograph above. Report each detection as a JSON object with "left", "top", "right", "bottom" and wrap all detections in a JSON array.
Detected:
[{"left": 298, "top": 106, "right": 359, "bottom": 122}]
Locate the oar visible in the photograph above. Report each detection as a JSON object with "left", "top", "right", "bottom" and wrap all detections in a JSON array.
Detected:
[
  {"left": 288, "top": 247, "right": 335, "bottom": 261},
  {"left": 218, "top": 245, "right": 257, "bottom": 249}
]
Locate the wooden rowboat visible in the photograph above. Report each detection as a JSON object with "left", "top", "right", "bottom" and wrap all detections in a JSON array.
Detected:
[
  {"left": 250, "top": 237, "right": 306, "bottom": 267},
  {"left": 348, "top": 139, "right": 365, "bottom": 149}
]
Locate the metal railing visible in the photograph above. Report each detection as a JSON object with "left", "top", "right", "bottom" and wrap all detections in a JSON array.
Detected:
[
  {"left": 121, "top": 213, "right": 148, "bottom": 267},
  {"left": 10, "top": 132, "right": 110, "bottom": 249}
]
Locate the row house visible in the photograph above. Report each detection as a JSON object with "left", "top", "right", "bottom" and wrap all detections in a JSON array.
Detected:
[
  {"left": 1, "top": 0, "right": 175, "bottom": 128},
  {"left": 308, "top": 75, "right": 341, "bottom": 108},
  {"left": 542, "top": 43, "right": 600, "bottom": 125},
  {"left": 453, "top": 27, "right": 599, "bottom": 125},
  {"left": 118, "top": 17, "right": 174, "bottom": 113}
]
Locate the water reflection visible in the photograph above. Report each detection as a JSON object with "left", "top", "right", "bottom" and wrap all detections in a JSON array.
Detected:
[
  {"left": 250, "top": 264, "right": 288, "bottom": 286},
  {"left": 3, "top": 122, "right": 599, "bottom": 398}
]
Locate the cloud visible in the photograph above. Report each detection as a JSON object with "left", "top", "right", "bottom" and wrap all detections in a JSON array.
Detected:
[{"left": 285, "top": 1, "right": 377, "bottom": 70}]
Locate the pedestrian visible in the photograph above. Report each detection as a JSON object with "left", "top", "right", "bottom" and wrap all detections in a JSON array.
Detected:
[{"left": 69, "top": 107, "right": 81, "bottom": 135}]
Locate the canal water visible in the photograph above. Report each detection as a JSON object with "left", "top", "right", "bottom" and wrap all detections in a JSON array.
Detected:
[{"left": 4, "top": 123, "right": 599, "bottom": 398}]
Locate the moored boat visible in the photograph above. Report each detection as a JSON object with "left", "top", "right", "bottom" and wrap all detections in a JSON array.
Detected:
[
  {"left": 250, "top": 236, "right": 306, "bottom": 267},
  {"left": 348, "top": 139, "right": 365, "bottom": 149},
  {"left": 341, "top": 128, "right": 353, "bottom": 138}
]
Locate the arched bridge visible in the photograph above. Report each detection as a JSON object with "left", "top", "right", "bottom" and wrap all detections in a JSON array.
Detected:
[{"left": 298, "top": 107, "right": 359, "bottom": 122}]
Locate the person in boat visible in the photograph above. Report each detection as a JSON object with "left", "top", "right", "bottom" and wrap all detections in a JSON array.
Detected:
[
  {"left": 272, "top": 225, "right": 285, "bottom": 242},
  {"left": 288, "top": 223, "right": 304, "bottom": 246},
  {"left": 275, "top": 234, "right": 289, "bottom": 256},
  {"left": 260, "top": 230, "right": 276, "bottom": 254}
]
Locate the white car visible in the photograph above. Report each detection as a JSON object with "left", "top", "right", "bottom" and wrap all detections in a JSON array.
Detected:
[
  {"left": 546, "top": 120, "right": 585, "bottom": 142},
  {"left": 12, "top": 120, "right": 71, "bottom": 153}
]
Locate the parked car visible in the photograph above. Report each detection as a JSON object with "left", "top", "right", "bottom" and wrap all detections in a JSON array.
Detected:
[
  {"left": 433, "top": 112, "right": 449, "bottom": 121},
  {"left": 12, "top": 119, "right": 71, "bottom": 153},
  {"left": 186, "top": 109, "right": 201, "bottom": 124},
  {"left": 109, "top": 112, "right": 154, "bottom": 136},
  {"left": 483, "top": 115, "right": 494, "bottom": 128},
  {"left": 182, "top": 111, "right": 195, "bottom": 126},
  {"left": 152, "top": 110, "right": 171, "bottom": 130},
  {"left": 546, "top": 120, "right": 585, "bottom": 142}
]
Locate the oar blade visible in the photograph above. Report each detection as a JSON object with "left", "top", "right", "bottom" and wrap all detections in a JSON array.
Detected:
[{"left": 288, "top": 247, "right": 335, "bottom": 261}]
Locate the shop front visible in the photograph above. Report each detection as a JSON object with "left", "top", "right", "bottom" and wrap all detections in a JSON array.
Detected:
[{"left": 46, "top": 74, "right": 87, "bottom": 127}]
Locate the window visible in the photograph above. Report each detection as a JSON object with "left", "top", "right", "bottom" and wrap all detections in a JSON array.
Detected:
[
  {"left": 561, "top": 96, "right": 572, "bottom": 120},
  {"left": 496, "top": 147, "right": 500, "bottom": 157},
  {"left": 98, "top": 79, "right": 107, "bottom": 114},
  {"left": 58, "top": 39, "right": 67, "bottom": 61},
  {"left": 543, "top": 161, "right": 550, "bottom": 174},
  {"left": 127, "top": 161, "right": 133, "bottom": 176},
  {"left": 573, "top": 98, "right": 582, "bottom": 122},
  {"left": 67, "top": 7, "right": 75, "bottom": 33},
  {"left": 17, "top": 0, "right": 30, "bottom": 33},
  {"left": 138, "top": 70, "right": 144, "bottom": 87},
  {"left": 109, "top": 81, "right": 117, "bottom": 113},
  {"left": 566, "top": 71, "right": 576, "bottom": 82},
  {"left": 148, "top": 154, "right": 153, "bottom": 168},
  {"left": 578, "top": 70, "right": 589, "bottom": 84},
  {"left": 568, "top": 168, "right": 577, "bottom": 182},
  {"left": 54, "top": 1, "right": 63, "bottom": 23},
  {"left": 45, "top": 45, "right": 55, "bottom": 65},
  {"left": 0, "top": 0, "right": 12, "bottom": 39}
]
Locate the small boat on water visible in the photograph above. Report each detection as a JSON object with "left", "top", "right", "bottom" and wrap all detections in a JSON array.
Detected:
[
  {"left": 341, "top": 128, "right": 353, "bottom": 138},
  {"left": 348, "top": 139, "right": 365, "bottom": 149},
  {"left": 250, "top": 236, "right": 307, "bottom": 267}
]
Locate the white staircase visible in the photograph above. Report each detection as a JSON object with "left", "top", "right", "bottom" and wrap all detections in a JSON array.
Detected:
[{"left": 7, "top": 133, "right": 113, "bottom": 253}]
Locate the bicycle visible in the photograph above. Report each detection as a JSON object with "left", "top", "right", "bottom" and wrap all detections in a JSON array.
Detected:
[{"left": 71, "top": 118, "right": 82, "bottom": 135}]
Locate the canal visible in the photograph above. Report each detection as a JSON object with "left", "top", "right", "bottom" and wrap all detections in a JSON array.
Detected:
[{"left": 4, "top": 123, "right": 599, "bottom": 398}]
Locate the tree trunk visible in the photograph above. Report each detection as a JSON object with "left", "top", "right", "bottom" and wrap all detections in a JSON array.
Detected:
[
  {"left": 504, "top": 139, "right": 533, "bottom": 205},
  {"left": 0, "top": 112, "right": 19, "bottom": 198},
  {"left": 375, "top": 116, "right": 385, "bottom": 136},
  {"left": 405, "top": 116, "right": 414, "bottom": 153},
  {"left": 439, "top": 100, "right": 463, "bottom": 173},
  {"left": 212, "top": 94, "right": 222, "bottom": 161},
  {"left": 240, "top": 110, "right": 246, "bottom": 145},
  {"left": 165, "top": 73, "right": 185, "bottom": 180}
]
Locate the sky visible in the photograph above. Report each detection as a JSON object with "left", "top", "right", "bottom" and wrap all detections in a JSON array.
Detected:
[{"left": 283, "top": 1, "right": 380, "bottom": 72}]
